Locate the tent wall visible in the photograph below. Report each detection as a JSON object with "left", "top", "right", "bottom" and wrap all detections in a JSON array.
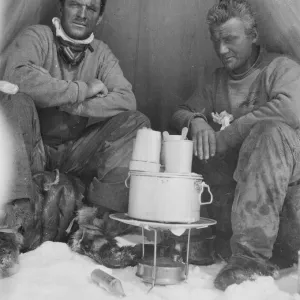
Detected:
[
  {"left": 1, "top": 0, "right": 300, "bottom": 131},
  {"left": 97, "top": 0, "right": 221, "bottom": 130}
]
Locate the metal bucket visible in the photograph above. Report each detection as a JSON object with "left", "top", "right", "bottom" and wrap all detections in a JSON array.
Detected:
[{"left": 126, "top": 171, "right": 213, "bottom": 223}]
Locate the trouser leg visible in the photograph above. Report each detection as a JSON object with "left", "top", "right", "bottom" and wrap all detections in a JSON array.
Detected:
[
  {"left": 193, "top": 148, "right": 238, "bottom": 258},
  {"left": 193, "top": 149, "right": 238, "bottom": 229},
  {"left": 231, "top": 121, "right": 300, "bottom": 260},
  {"left": 0, "top": 94, "right": 46, "bottom": 255},
  {"left": 271, "top": 184, "right": 300, "bottom": 267},
  {"left": 214, "top": 121, "right": 300, "bottom": 290},
  {"left": 48, "top": 111, "right": 150, "bottom": 213},
  {"left": 1, "top": 93, "right": 45, "bottom": 201},
  {"left": 62, "top": 111, "right": 150, "bottom": 268}
]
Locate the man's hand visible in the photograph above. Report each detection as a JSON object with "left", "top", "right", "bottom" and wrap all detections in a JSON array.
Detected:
[
  {"left": 86, "top": 79, "right": 108, "bottom": 99},
  {"left": 0, "top": 81, "right": 18, "bottom": 94},
  {"left": 190, "top": 118, "right": 216, "bottom": 160}
]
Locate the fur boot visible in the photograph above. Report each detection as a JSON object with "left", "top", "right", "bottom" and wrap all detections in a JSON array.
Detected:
[
  {"left": 0, "top": 198, "right": 33, "bottom": 278},
  {"left": 3, "top": 198, "right": 38, "bottom": 251},
  {"left": 68, "top": 206, "right": 142, "bottom": 268},
  {"left": 0, "top": 229, "right": 23, "bottom": 278}
]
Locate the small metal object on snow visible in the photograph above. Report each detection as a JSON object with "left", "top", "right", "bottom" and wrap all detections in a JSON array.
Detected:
[{"left": 91, "top": 268, "right": 126, "bottom": 298}]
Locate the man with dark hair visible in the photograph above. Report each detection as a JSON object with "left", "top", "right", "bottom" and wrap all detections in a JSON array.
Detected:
[
  {"left": 59, "top": 0, "right": 107, "bottom": 21},
  {"left": 0, "top": 0, "right": 149, "bottom": 277},
  {"left": 172, "top": 0, "right": 300, "bottom": 290}
]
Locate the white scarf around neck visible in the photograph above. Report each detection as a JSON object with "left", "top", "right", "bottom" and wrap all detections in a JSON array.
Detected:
[{"left": 52, "top": 17, "right": 94, "bottom": 45}]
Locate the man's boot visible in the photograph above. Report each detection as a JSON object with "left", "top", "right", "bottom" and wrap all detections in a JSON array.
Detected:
[
  {"left": 3, "top": 198, "right": 38, "bottom": 251},
  {"left": 0, "top": 230, "right": 23, "bottom": 278},
  {"left": 0, "top": 198, "right": 34, "bottom": 278},
  {"left": 214, "top": 254, "right": 279, "bottom": 290}
]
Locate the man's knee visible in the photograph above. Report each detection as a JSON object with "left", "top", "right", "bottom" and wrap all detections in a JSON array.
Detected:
[
  {"left": 250, "top": 120, "right": 294, "bottom": 140},
  {"left": 2, "top": 93, "right": 37, "bottom": 121},
  {"left": 116, "top": 111, "right": 151, "bottom": 129},
  {"left": 15, "top": 93, "right": 36, "bottom": 113},
  {"left": 6, "top": 92, "right": 35, "bottom": 107}
]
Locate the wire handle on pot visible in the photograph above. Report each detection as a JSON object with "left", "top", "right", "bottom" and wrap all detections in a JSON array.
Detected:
[
  {"left": 195, "top": 181, "right": 213, "bottom": 205},
  {"left": 125, "top": 173, "right": 131, "bottom": 188}
]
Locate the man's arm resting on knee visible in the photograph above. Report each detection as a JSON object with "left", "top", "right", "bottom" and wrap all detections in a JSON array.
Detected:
[
  {"left": 3, "top": 26, "right": 88, "bottom": 108},
  {"left": 59, "top": 44, "right": 136, "bottom": 118},
  {"left": 218, "top": 57, "right": 300, "bottom": 149}
]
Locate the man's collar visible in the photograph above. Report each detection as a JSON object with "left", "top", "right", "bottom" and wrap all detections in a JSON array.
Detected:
[
  {"left": 52, "top": 17, "right": 94, "bottom": 45},
  {"left": 52, "top": 17, "right": 94, "bottom": 66},
  {"left": 229, "top": 46, "right": 264, "bottom": 80}
]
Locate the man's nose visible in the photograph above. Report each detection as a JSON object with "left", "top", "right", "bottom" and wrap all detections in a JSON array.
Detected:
[
  {"left": 77, "top": 6, "right": 87, "bottom": 19},
  {"left": 219, "top": 42, "right": 229, "bottom": 55}
]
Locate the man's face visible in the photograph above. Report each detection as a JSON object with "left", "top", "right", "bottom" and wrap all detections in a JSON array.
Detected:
[
  {"left": 210, "top": 18, "right": 257, "bottom": 73},
  {"left": 60, "top": 0, "right": 102, "bottom": 40}
]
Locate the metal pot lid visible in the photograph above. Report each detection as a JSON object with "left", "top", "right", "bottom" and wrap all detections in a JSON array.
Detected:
[{"left": 129, "top": 171, "right": 203, "bottom": 180}]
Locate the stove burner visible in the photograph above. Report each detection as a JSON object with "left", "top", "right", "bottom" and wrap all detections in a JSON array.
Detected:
[{"left": 136, "top": 257, "right": 186, "bottom": 285}]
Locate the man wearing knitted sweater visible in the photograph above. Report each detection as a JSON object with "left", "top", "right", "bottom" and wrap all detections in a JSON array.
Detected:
[
  {"left": 0, "top": 0, "right": 150, "bottom": 277},
  {"left": 172, "top": 0, "right": 300, "bottom": 291}
]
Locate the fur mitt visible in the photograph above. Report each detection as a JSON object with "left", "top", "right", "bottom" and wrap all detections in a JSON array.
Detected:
[{"left": 68, "top": 207, "right": 142, "bottom": 268}]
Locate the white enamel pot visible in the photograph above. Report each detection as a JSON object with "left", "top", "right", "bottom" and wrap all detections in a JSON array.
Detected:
[{"left": 125, "top": 171, "right": 213, "bottom": 223}]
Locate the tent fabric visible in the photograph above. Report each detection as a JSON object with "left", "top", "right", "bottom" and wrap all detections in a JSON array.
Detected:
[
  {"left": 251, "top": 0, "right": 300, "bottom": 60},
  {"left": 1, "top": 0, "right": 300, "bottom": 130}
]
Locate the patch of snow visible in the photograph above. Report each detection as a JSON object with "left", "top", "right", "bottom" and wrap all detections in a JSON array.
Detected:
[{"left": 1, "top": 242, "right": 300, "bottom": 300}]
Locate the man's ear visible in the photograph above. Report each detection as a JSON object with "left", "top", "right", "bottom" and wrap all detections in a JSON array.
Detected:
[
  {"left": 252, "top": 27, "right": 258, "bottom": 44},
  {"left": 96, "top": 16, "right": 103, "bottom": 26}
]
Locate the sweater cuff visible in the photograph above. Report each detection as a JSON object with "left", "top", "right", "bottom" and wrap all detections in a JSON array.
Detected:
[
  {"left": 74, "top": 81, "right": 88, "bottom": 103},
  {"left": 187, "top": 113, "right": 208, "bottom": 129},
  {"left": 219, "top": 122, "right": 244, "bottom": 148}
]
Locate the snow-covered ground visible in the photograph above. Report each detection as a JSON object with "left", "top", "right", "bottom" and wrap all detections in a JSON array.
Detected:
[{"left": 1, "top": 240, "right": 300, "bottom": 300}]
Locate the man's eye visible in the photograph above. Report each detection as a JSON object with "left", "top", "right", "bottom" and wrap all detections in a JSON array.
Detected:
[
  {"left": 88, "top": 7, "right": 97, "bottom": 12},
  {"left": 224, "top": 37, "right": 236, "bottom": 43}
]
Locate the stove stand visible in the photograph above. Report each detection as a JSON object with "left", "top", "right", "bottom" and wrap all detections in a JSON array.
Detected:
[
  {"left": 141, "top": 227, "right": 192, "bottom": 293},
  {"left": 109, "top": 213, "right": 216, "bottom": 293}
]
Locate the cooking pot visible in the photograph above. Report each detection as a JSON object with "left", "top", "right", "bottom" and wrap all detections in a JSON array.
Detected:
[{"left": 126, "top": 171, "right": 213, "bottom": 223}]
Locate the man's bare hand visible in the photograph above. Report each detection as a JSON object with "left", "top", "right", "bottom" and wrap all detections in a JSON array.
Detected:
[
  {"left": 86, "top": 79, "right": 108, "bottom": 99},
  {"left": 0, "top": 81, "right": 18, "bottom": 94},
  {"left": 190, "top": 118, "right": 216, "bottom": 160}
]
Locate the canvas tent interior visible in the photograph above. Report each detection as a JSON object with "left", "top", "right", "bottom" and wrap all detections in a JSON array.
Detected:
[{"left": 1, "top": 0, "right": 300, "bottom": 131}]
